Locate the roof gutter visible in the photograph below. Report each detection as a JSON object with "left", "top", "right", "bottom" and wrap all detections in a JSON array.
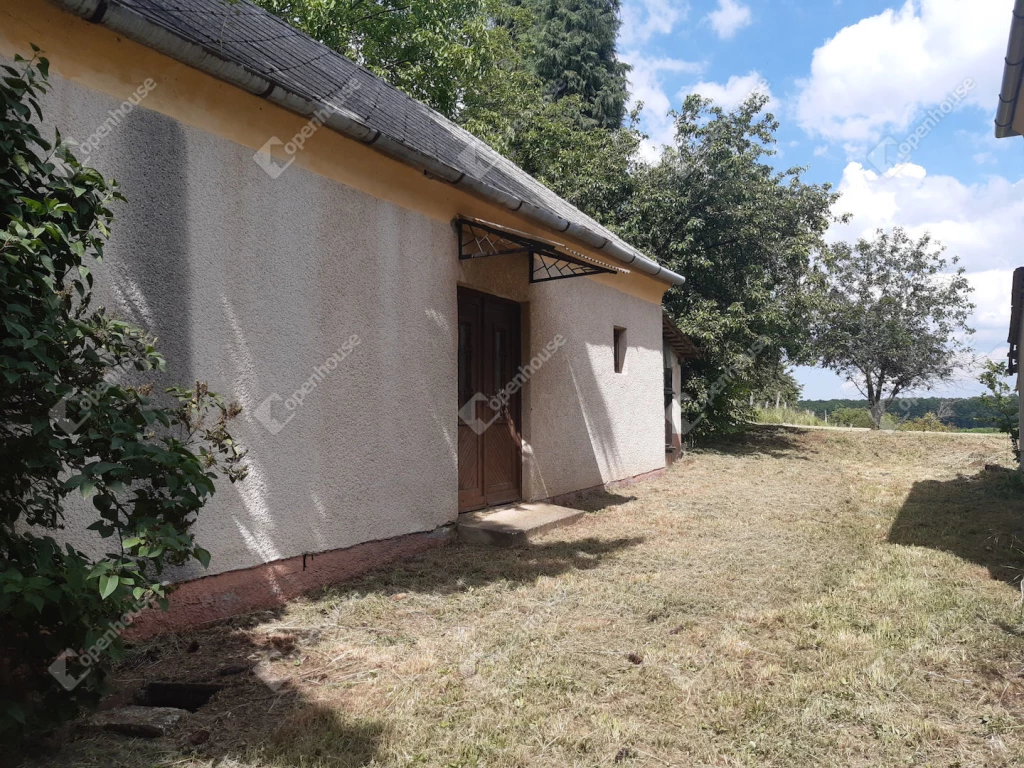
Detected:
[
  {"left": 996, "top": 0, "right": 1024, "bottom": 138},
  {"left": 49, "top": 0, "right": 685, "bottom": 286}
]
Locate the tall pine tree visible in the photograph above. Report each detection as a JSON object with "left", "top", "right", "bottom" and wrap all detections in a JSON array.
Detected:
[{"left": 519, "top": 0, "right": 630, "bottom": 129}]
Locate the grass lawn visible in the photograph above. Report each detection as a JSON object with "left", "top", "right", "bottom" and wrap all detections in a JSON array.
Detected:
[{"left": 25, "top": 427, "right": 1024, "bottom": 767}]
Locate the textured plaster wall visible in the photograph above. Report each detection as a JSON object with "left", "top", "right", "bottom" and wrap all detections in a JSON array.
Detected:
[
  {"left": 19, "top": 70, "right": 460, "bottom": 578},
  {"left": 2, "top": 3, "right": 668, "bottom": 581}
]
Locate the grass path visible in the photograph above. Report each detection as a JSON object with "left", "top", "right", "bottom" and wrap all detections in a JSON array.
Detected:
[{"left": 28, "top": 427, "right": 1024, "bottom": 767}]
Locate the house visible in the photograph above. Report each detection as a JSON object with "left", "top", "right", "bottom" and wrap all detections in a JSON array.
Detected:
[
  {"left": 996, "top": 5, "right": 1024, "bottom": 462},
  {"left": 662, "top": 313, "right": 700, "bottom": 464},
  {"left": 1006, "top": 268, "right": 1024, "bottom": 460},
  {"left": 0, "top": 0, "right": 685, "bottom": 631}
]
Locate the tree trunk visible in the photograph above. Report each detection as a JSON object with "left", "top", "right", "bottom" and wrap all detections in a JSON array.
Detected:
[{"left": 869, "top": 401, "right": 884, "bottom": 430}]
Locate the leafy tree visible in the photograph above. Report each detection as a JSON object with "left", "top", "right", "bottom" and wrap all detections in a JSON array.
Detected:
[
  {"left": 978, "top": 360, "right": 1020, "bottom": 464},
  {"left": 251, "top": 0, "right": 520, "bottom": 119},
  {"left": 514, "top": 0, "right": 630, "bottom": 129},
  {"left": 623, "top": 94, "right": 841, "bottom": 435},
  {"left": 809, "top": 227, "right": 974, "bottom": 429},
  {"left": 0, "top": 53, "right": 246, "bottom": 741}
]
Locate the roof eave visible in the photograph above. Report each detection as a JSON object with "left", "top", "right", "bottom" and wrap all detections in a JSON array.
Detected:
[
  {"left": 47, "top": 0, "right": 686, "bottom": 287},
  {"left": 995, "top": 0, "right": 1024, "bottom": 138}
]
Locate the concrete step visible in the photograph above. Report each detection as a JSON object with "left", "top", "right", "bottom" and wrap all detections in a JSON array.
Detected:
[{"left": 457, "top": 502, "right": 585, "bottom": 547}]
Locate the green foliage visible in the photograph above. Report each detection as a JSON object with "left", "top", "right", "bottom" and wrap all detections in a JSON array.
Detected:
[
  {"left": 978, "top": 360, "right": 1019, "bottom": 464},
  {"left": 514, "top": 0, "right": 629, "bottom": 129},
  {"left": 808, "top": 227, "right": 975, "bottom": 429},
  {"left": 624, "top": 95, "right": 840, "bottom": 436},
  {"left": 0, "top": 53, "right": 247, "bottom": 741},
  {"left": 830, "top": 408, "right": 875, "bottom": 429},
  {"left": 896, "top": 412, "right": 951, "bottom": 432},
  {"left": 754, "top": 406, "right": 827, "bottom": 427},
  {"left": 800, "top": 395, "right": 1020, "bottom": 430},
  {"left": 251, "top": 0, "right": 521, "bottom": 120}
]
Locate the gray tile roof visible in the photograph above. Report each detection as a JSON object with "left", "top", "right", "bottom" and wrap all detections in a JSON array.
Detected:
[{"left": 53, "top": 0, "right": 683, "bottom": 284}]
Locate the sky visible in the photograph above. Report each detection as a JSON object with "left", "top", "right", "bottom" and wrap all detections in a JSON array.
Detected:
[{"left": 615, "top": 0, "right": 1024, "bottom": 400}]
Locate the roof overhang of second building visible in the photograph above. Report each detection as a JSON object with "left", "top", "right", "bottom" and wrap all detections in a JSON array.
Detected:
[{"left": 996, "top": 0, "right": 1024, "bottom": 138}]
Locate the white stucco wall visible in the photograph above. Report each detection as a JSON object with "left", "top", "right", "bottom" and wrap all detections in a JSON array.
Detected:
[{"left": 13, "top": 56, "right": 667, "bottom": 579}]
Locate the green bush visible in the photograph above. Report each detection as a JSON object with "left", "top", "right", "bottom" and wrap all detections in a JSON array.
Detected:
[
  {"left": 0, "top": 52, "right": 246, "bottom": 742},
  {"left": 896, "top": 412, "right": 951, "bottom": 432},
  {"left": 829, "top": 407, "right": 874, "bottom": 428}
]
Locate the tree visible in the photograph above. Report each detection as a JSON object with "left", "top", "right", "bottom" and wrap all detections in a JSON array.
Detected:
[
  {"left": 978, "top": 360, "right": 1020, "bottom": 464},
  {"left": 515, "top": 0, "right": 630, "bottom": 129},
  {"left": 251, "top": 0, "right": 520, "bottom": 119},
  {"left": 809, "top": 227, "right": 974, "bottom": 428},
  {"left": 622, "top": 94, "right": 841, "bottom": 435},
  {"left": 0, "top": 53, "right": 246, "bottom": 741}
]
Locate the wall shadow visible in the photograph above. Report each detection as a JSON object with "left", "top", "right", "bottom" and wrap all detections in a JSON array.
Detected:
[{"left": 888, "top": 465, "right": 1024, "bottom": 584}]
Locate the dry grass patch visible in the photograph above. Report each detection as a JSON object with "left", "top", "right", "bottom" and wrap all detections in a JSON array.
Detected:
[{"left": 22, "top": 427, "right": 1024, "bottom": 767}]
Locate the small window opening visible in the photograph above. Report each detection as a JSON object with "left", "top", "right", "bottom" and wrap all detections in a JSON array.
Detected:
[{"left": 614, "top": 326, "right": 627, "bottom": 373}]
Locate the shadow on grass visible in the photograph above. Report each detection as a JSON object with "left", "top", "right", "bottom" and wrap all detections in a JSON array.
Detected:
[
  {"left": 19, "top": 620, "right": 388, "bottom": 768},
  {"left": 556, "top": 489, "right": 637, "bottom": 512},
  {"left": 696, "top": 424, "right": 814, "bottom": 460},
  {"left": 21, "top": 536, "right": 642, "bottom": 768},
  {"left": 336, "top": 535, "right": 645, "bottom": 598},
  {"left": 889, "top": 465, "right": 1024, "bottom": 584}
]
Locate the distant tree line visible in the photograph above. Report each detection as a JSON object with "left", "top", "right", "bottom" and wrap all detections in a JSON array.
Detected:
[{"left": 799, "top": 396, "right": 1018, "bottom": 430}]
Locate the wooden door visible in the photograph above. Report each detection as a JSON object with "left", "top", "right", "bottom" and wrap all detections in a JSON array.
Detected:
[{"left": 458, "top": 288, "right": 522, "bottom": 512}]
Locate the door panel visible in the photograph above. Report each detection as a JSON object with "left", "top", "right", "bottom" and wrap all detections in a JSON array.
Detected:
[
  {"left": 458, "top": 288, "right": 522, "bottom": 512},
  {"left": 458, "top": 293, "right": 485, "bottom": 512}
]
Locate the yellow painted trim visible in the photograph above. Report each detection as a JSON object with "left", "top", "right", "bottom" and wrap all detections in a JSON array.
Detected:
[{"left": 0, "top": 0, "right": 669, "bottom": 305}]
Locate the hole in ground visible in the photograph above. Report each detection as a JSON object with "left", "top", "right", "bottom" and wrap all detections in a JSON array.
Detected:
[{"left": 136, "top": 682, "right": 225, "bottom": 712}]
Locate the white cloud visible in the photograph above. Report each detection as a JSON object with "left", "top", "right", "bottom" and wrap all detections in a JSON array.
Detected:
[
  {"left": 681, "top": 71, "right": 775, "bottom": 111},
  {"left": 622, "top": 51, "right": 706, "bottom": 160},
  {"left": 620, "top": 0, "right": 690, "bottom": 45},
  {"left": 795, "top": 0, "right": 1010, "bottom": 143},
  {"left": 829, "top": 160, "right": 1024, "bottom": 362},
  {"left": 705, "top": 0, "right": 752, "bottom": 39},
  {"left": 829, "top": 161, "right": 1024, "bottom": 274},
  {"left": 814, "top": 145, "right": 829, "bottom": 157}
]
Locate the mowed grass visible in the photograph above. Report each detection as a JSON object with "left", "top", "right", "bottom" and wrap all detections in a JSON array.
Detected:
[{"left": 26, "top": 427, "right": 1024, "bottom": 768}]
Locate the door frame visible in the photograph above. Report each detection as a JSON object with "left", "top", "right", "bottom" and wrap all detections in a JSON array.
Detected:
[{"left": 457, "top": 286, "right": 523, "bottom": 513}]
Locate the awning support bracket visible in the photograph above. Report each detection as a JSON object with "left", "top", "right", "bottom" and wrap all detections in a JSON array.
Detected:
[{"left": 455, "top": 217, "right": 618, "bottom": 284}]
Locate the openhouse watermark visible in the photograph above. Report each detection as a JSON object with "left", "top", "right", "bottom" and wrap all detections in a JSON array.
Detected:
[
  {"left": 254, "top": 335, "right": 361, "bottom": 435},
  {"left": 459, "top": 334, "right": 566, "bottom": 435},
  {"left": 48, "top": 592, "right": 161, "bottom": 692},
  {"left": 72, "top": 79, "right": 158, "bottom": 158},
  {"left": 867, "top": 78, "right": 975, "bottom": 174},
  {"left": 253, "top": 77, "right": 359, "bottom": 179}
]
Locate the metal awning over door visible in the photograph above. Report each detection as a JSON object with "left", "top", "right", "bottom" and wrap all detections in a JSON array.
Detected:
[{"left": 455, "top": 217, "right": 627, "bottom": 284}]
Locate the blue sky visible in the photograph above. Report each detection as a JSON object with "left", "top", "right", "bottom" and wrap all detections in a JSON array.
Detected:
[{"left": 616, "top": 0, "right": 1024, "bottom": 400}]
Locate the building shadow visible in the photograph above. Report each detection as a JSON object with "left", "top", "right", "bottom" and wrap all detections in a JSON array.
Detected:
[
  {"left": 336, "top": 535, "right": 645, "bottom": 598},
  {"left": 553, "top": 489, "right": 638, "bottom": 512},
  {"left": 18, "top": 534, "right": 640, "bottom": 767},
  {"left": 698, "top": 424, "right": 813, "bottom": 460},
  {"left": 888, "top": 465, "right": 1024, "bottom": 584}
]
